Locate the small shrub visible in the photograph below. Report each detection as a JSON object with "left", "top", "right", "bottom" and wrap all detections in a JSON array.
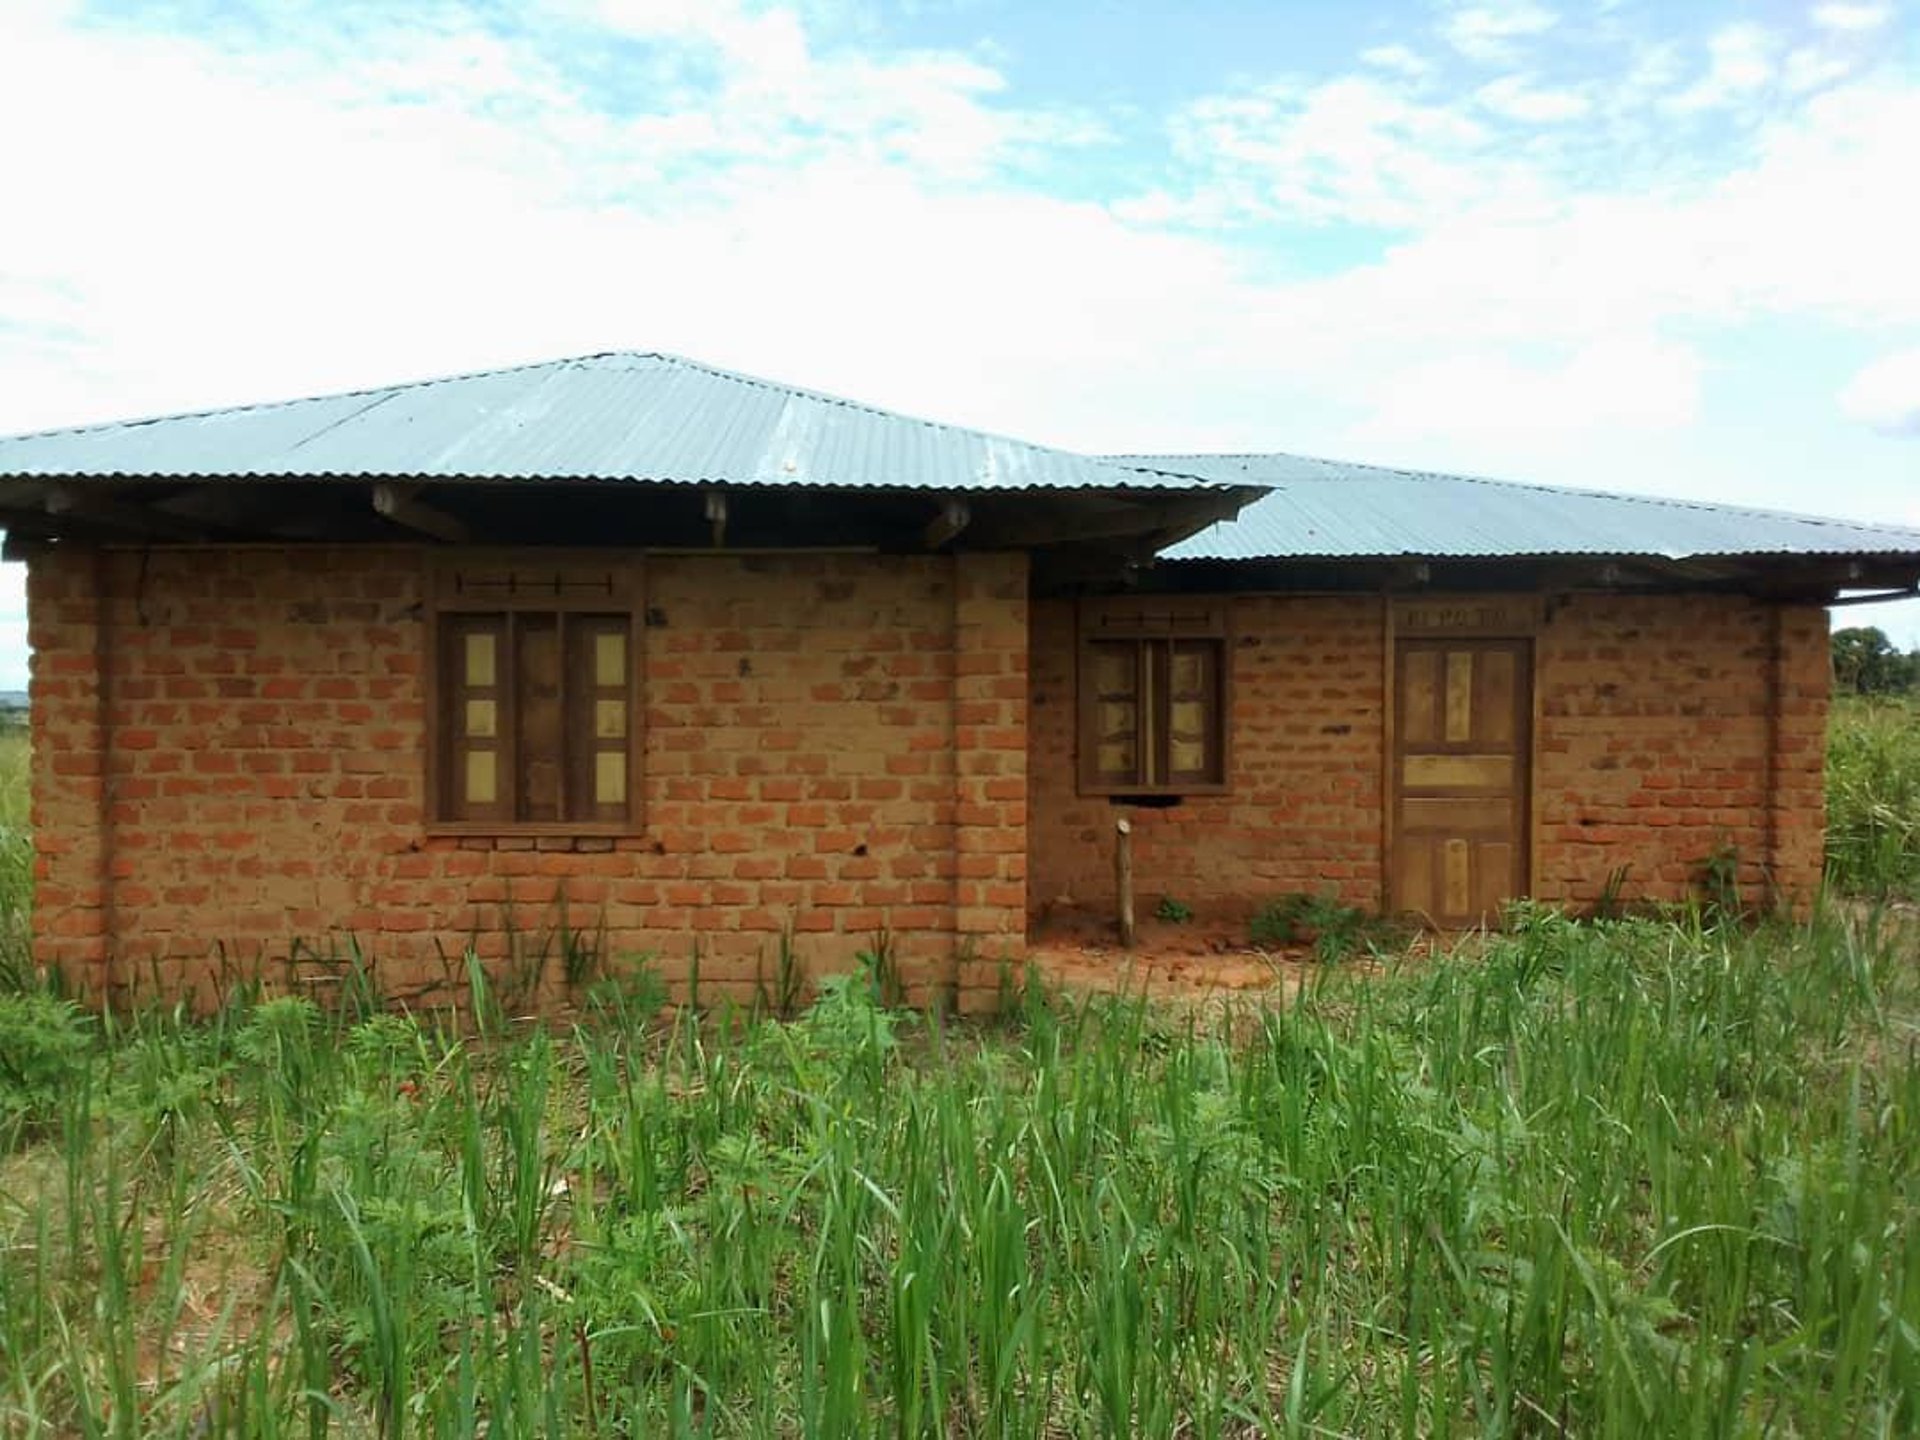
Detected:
[
  {"left": 1154, "top": 896, "right": 1193, "bottom": 923},
  {"left": 1251, "top": 891, "right": 1409, "bottom": 962},
  {"left": 1693, "top": 841, "right": 1746, "bottom": 926},
  {"left": 0, "top": 990, "right": 91, "bottom": 1143},
  {"left": 759, "top": 921, "right": 807, "bottom": 1018},
  {"left": 234, "top": 994, "right": 320, "bottom": 1067},
  {"left": 1250, "top": 893, "right": 1314, "bottom": 948},
  {"left": 858, "top": 930, "right": 904, "bottom": 1008},
  {"left": 798, "top": 969, "right": 901, "bottom": 1084},
  {"left": 1586, "top": 865, "right": 1633, "bottom": 921},
  {"left": 582, "top": 954, "right": 669, "bottom": 1031}
]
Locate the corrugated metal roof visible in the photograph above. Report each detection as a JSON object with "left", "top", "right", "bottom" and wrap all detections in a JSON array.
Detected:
[
  {"left": 0, "top": 352, "right": 1214, "bottom": 493},
  {"left": 1130, "top": 453, "right": 1920, "bottom": 562}
]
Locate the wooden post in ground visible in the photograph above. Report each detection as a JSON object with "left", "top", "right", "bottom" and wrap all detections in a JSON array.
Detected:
[{"left": 1115, "top": 817, "right": 1135, "bottom": 949}]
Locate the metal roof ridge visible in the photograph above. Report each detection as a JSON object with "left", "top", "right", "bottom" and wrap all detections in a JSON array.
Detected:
[
  {"left": 647, "top": 355, "right": 1229, "bottom": 483},
  {"left": 1117, "top": 451, "right": 1920, "bottom": 541},
  {"left": 0, "top": 351, "right": 1232, "bottom": 489},
  {"left": 0, "top": 351, "right": 618, "bottom": 445}
]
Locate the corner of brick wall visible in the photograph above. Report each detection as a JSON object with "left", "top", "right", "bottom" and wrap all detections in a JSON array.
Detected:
[
  {"left": 952, "top": 552, "right": 1029, "bottom": 1012},
  {"left": 1766, "top": 603, "right": 1830, "bottom": 914},
  {"left": 26, "top": 548, "right": 111, "bottom": 998}
]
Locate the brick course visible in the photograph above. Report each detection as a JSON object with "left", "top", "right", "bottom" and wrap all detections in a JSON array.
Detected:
[{"left": 29, "top": 546, "right": 1030, "bottom": 1008}]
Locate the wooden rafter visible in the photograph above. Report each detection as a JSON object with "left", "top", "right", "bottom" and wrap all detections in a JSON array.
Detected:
[
  {"left": 45, "top": 484, "right": 210, "bottom": 541},
  {"left": 372, "top": 483, "right": 472, "bottom": 544},
  {"left": 923, "top": 498, "right": 971, "bottom": 549}
]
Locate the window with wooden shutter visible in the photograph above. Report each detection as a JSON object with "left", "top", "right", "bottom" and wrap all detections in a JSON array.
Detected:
[
  {"left": 1077, "top": 599, "right": 1228, "bottom": 796},
  {"left": 429, "top": 555, "right": 642, "bottom": 832}
]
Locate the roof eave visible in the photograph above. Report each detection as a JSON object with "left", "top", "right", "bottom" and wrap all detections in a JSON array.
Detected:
[
  {"left": 1144, "top": 549, "right": 1920, "bottom": 600},
  {"left": 0, "top": 472, "right": 1254, "bottom": 558}
]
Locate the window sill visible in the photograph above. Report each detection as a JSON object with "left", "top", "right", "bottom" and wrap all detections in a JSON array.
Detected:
[
  {"left": 1077, "top": 784, "right": 1230, "bottom": 801},
  {"left": 425, "top": 821, "right": 645, "bottom": 840}
]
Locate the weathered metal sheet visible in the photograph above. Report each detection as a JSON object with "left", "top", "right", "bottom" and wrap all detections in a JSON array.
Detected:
[
  {"left": 1129, "top": 453, "right": 1920, "bottom": 561},
  {"left": 0, "top": 352, "right": 1216, "bottom": 493}
]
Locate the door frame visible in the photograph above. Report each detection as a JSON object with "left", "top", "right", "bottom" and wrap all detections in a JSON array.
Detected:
[{"left": 1383, "top": 596, "right": 1543, "bottom": 922}]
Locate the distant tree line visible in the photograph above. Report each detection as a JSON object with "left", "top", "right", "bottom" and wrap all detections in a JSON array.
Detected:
[{"left": 1831, "top": 626, "right": 1920, "bottom": 695}]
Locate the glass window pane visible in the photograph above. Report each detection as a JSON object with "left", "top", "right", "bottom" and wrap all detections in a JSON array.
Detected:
[
  {"left": 465, "top": 750, "right": 497, "bottom": 806},
  {"left": 1169, "top": 690, "right": 1208, "bottom": 774},
  {"left": 1170, "top": 645, "right": 1210, "bottom": 696},
  {"left": 595, "top": 750, "right": 627, "bottom": 806},
  {"left": 464, "top": 631, "right": 496, "bottom": 687},
  {"left": 1096, "top": 740, "right": 1136, "bottom": 778},
  {"left": 1091, "top": 643, "right": 1136, "bottom": 697},
  {"left": 595, "top": 629, "right": 627, "bottom": 688},
  {"left": 595, "top": 697, "right": 627, "bottom": 740},
  {"left": 464, "top": 698, "right": 496, "bottom": 738}
]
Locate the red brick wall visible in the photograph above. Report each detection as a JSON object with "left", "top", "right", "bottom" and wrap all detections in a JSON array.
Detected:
[
  {"left": 1027, "top": 592, "right": 1829, "bottom": 930},
  {"left": 1533, "top": 594, "right": 1829, "bottom": 911},
  {"left": 29, "top": 554, "right": 1829, "bottom": 1002},
  {"left": 28, "top": 546, "right": 1028, "bottom": 1009}
]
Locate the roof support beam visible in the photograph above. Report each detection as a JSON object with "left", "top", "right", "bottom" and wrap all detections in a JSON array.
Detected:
[
  {"left": 45, "top": 484, "right": 209, "bottom": 541},
  {"left": 372, "top": 483, "right": 471, "bottom": 544},
  {"left": 1828, "top": 584, "right": 1920, "bottom": 608},
  {"left": 971, "top": 501, "right": 1206, "bottom": 550},
  {"left": 923, "top": 498, "right": 970, "bottom": 550},
  {"left": 1, "top": 522, "right": 60, "bottom": 563},
  {"left": 704, "top": 489, "right": 728, "bottom": 547}
]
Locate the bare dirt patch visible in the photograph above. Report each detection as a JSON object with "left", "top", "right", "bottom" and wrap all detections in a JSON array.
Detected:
[{"left": 1029, "top": 911, "right": 1316, "bottom": 1003}]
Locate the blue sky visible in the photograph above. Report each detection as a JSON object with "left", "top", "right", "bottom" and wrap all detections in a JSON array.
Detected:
[{"left": 2, "top": 0, "right": 1918, "bottom": 685}]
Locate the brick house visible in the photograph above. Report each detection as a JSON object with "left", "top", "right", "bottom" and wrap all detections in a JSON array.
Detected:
[{"left": 2, "top": 353, "right": 1917, "bottom": 1009}]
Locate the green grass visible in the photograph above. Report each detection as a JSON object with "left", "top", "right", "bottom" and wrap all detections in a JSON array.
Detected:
[
  {"left": 0, "top": 695, "right": 1917, "bottom": 1433},
  {"left": 0, "top": 726, "right": 30, "bottom": 989},
  {"left": 1827, "top": 695, "right": 1920, "bottom": 900},
  {"left": 1, "top": 910, "right": 1917, "bottom": 1436}
]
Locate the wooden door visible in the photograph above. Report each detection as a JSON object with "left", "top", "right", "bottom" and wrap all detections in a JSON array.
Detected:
[{"left": 1392, "top": 639, "right": 1531, "bottom": 926}]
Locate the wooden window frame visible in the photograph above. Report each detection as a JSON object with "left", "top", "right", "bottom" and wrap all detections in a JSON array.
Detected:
[
  {"left": 1076, "top": 598, "right": 1231, "bottom": 797},
  {"left": 424, "top": 551, "right": 644, "bottom": 837}
]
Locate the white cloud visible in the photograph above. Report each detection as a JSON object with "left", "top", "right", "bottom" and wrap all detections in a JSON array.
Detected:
[
  {"left": 1359, "top": 44, "right": 1430, "bottom": 78},
  {"left": 1840, "top": 348, "right": 1920, "bottom": 434},
  {"left": 1167, "top": 76, "right": 1522, "bottom": 229},
  {"left": 1154, "top": 38, "right": 1920, "bottom": 333},
  {"left": 1812, "top": 3, "right": 1895, "bottom": 32},
  {"left": 1667, "top": 24, "right": 1780, "bottom": 114},
  {"left": 0, "top": 0, "right": 1124, "bottom": 428},
  {"left": 1783, "top": 45, "right": 1854, "bottom": 93},
  {"left": 1441, "top": 2, "right": 1559, "bottom": 64},
  {"left": 1362, "top": 336, "right": 1705, "bottom": 443},
  {"left": 1475, "top": 74, "right": 1591, "bottom": 122}
]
